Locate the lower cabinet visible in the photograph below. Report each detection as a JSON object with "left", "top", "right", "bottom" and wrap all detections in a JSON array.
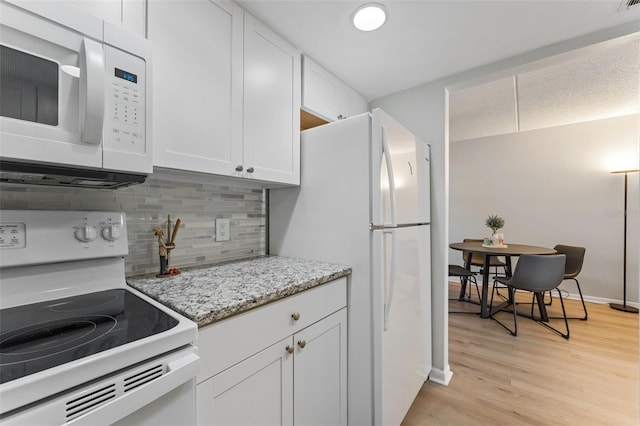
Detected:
[
  {"left": 198, "top": 338, "right": 293, "bottom": 425},
  {"left": 196, "top": 278, "right": 348, "bottom": 426},
  {"left": 292, "top": 309, "right": 346, "bottom": 426}
]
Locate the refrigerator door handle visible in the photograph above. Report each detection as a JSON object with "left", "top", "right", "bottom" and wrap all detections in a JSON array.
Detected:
[
  {"left": 383, "top": 228, "right": 396, "bottom": 331},
  {"left": 381, "top": 126, "right": 397, "bottom": 227}
]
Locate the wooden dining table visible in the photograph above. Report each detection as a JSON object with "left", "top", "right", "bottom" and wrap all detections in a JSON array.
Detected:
[{"left": 449, "top": 241, "right": 557, "bottom": 319}]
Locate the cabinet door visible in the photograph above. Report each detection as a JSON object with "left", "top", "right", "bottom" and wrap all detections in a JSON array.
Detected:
[
  {"left": 302, "top": 56, "right": 368, "bottom": 123},
  {"left": 122, "top": 0, "right": 146, "bottom": 36},
  {"left": 149, "top": 0, "right": 243, "bottom": 175},
  {"left": 243, "top": 13, "right": 300, "bottom": 185},
  {"left": 197, "top": 338, "right": 294, "bottom": 426},
  {"left": 302, "top": 56, "right": 338, "bottom": 122},
  {"left": 68, "top": 0, "right": 145, "bottom": 36},
  {"left": 293, "top": 308, "right": 347, "bottom": 426},
  {"left": 336, "top": 85, "right": 368, "bottom": 120}
]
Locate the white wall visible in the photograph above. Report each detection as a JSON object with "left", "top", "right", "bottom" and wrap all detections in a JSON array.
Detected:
[
  {"left": 450, "top": 114, "right": 639, "bottom": 303},
  {"left": 371, "top": 21, "right": 640, "bottom": 384}
]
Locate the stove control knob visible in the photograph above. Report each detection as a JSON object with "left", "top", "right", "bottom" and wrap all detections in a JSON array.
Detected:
[
  {"left": 75, "top": 225, "right": 97, "bottom": 243},
  {"left": 101, "top": 224, "right": 122, "bottom": 241}
]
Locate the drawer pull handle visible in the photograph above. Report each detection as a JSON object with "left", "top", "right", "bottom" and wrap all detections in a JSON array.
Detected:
[
  {"left": 291, "top": 312, "right": 301, "bottom": 321},
  {"left": 285, "top": 345, "right": 294, "bottom": 354},
  {"left": 298, "top": 340, "right": 306, "bottom": 349}
]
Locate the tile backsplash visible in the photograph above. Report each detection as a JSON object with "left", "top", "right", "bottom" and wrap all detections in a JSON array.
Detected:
[{"left": 0, "top": 169, "right": 266, "bottom": 276}]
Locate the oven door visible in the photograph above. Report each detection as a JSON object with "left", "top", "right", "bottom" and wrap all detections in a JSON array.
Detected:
[
  {"left": 0, "top": 0, "right": 104, "bottom": 168},
  {"left": 0, "top": 346, "right": 199, "bottom": 426}
]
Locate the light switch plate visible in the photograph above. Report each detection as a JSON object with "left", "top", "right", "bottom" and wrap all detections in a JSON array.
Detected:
[{"left": 216, "top": 218, "right": 230, "bottom": 241}]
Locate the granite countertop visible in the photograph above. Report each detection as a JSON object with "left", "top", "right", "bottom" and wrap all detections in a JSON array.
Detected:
[{"left": 127, "top": 256, "right": 351, "bottom": 327}]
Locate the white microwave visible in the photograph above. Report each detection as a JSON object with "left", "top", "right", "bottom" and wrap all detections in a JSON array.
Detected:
[{"left": 0, "top": 0, "right": 152, "bottom": 188}]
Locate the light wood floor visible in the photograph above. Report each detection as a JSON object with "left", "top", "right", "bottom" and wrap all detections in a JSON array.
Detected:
[{"left": 401, "top": 281, "right": 639, "bottom": 425}]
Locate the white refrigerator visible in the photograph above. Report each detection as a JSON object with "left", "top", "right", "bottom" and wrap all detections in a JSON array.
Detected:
[{"left": 270, "top": 108, "right": 431, "bottom": 426}]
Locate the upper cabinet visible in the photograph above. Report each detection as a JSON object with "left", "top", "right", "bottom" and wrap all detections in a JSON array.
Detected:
[
  {"left": 242, "top": 14, "right": 300, "bottom": 185},
  {"left": 302, "top": 55, "right": 368, "bottom": 123},
  {"left": 149, "top": 1, "right": 300, "bottom": 186},
  {"left": 68, "top": 0, "right": 145, "bottom": 36},
  {"left": 148, "top": 1, "right": 242, "bottom": 178}
]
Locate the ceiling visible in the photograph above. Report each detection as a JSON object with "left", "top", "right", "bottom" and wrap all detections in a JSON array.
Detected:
[
  {"left": 238, "top": 0, "right": 640, "bottom": 101},
  {"left": 449, "top": 33, "right": 640, "bottom": 141}
]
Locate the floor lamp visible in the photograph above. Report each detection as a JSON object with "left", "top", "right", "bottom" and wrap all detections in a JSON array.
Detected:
[{"left": 609, "top": 169, "right": 639, "bottom": 314}]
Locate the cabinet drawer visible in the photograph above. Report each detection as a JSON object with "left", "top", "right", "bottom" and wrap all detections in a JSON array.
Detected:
[{"left": 197, "top": 277, "right": 347, "bottom": 382}]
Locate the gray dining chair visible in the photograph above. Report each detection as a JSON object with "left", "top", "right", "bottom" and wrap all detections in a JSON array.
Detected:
[
  {"left": 553, "top": 244, "right": 588, "bottom": 320},
  {"left": 489, "top": 254, "right": 569, "bottom": 339},
  {"left": 448, "top": 264, "right": 480, "bottom": 314}
]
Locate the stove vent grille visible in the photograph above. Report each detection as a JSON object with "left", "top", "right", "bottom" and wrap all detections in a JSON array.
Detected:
[
  {"left": 124, "top": 364, "right": 164, "bottom": 392},
  {"left": 65, "top": 384, "right": 116, "bottom": 420},
  {"left": 620, "top": 0, "right": 640, "bottom": 9},
  {"left": 62, "top": 363, "right": 166, "bottom": 421}
]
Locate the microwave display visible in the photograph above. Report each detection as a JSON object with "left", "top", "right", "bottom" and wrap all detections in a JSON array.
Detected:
[{"left": 115, "top": 68, "right": 137, "bottom": 84}]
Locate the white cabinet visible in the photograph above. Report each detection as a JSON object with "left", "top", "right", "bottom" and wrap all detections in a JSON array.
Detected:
[
  {"left": 196, "top": 278, "right": 348, "bottom": 426},
  {"left": 292, "top": 309, "right": 347, "bottom": 426},
  {"left": 149, "top": 2, "right": 300, "bottom": 186},
  {"left": 198, "top": 338, "right": 293, "bottom": 425},
  {"left": 148, "top": 0, "right": 242, "bottom": 178},
  {"left": 302, "top": 55, "right": 368, "bottom": 123},
  {"left": 68, "top": 0, "right": 145, "bottom": 36},
  {"left": 242, "top": 14, "right": 300, "bottom": 185}
]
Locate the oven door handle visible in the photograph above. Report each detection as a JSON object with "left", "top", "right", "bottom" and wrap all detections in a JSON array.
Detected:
[{"left": 68, "top": 350, "right": 200, "bottom": 425}]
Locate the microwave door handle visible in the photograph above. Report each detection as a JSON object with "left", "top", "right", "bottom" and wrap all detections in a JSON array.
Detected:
[{"left": 79, "top": 38, "right": 105, "bottom": 145}]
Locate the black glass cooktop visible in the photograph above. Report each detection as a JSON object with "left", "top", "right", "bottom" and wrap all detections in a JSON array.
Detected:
[{"left": 0, "top": 289, "right": 178, "bottom": 384}]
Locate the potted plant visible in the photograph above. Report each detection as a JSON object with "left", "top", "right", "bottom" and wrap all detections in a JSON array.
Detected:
[{"left": 485, "top": 214, "right": 505, "bottom": 236}]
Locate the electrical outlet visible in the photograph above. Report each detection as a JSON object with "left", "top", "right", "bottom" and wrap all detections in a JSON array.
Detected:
[{"left": 216, "top": 218, "right": 230, "bottom": 242}]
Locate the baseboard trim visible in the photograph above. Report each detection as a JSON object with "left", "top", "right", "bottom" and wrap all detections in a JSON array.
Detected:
[
  {"left": 449, "top": 279, "right": 639, "bottom": 309},
  {"left": 556, "top": 285, "right": 638, "bottom": 308},
  {"left": 429, "top": 365, "right": 453, "bottom": 386}
]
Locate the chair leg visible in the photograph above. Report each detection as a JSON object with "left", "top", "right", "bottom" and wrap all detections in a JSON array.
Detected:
[
  {"left": 473, "top": 276, "right": 481, "bottom": 301},
  {"left": 535, "top": 289, "right": 570, "bottom": 340},
  {"left": 449, "top": 276, "right": 481, "bottom": 314},
  {"left": 489, "top": 282, "right": 517, "bottom": 336},
  {"left": 548, "top": 278, "right": 588, "bottom": 321},
  {"left": 492, "top": 265, "right": 511, "bottom": 300},
  {"left": 572, "top": 278, "right": 588, "bottom": 320},
  {"left": 457, "top": 275, "right": 468, "bottom": 300},
  {"left": 461, "top": 275, "right": 477, "bottom": 301},
  {"left": 511, "top": 287, "right": 518, "bottom": 336}
]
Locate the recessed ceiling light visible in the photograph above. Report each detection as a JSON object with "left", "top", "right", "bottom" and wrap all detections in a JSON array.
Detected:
[{"left": 352, "top": 3, "right": 387, "bottom": 32}]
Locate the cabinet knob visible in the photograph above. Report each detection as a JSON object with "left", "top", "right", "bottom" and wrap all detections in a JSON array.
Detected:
[
  {"left": 246, "top": 167, "right": 255, "bottom": 173},
  {"left": 235, "top": 165, "right": 243, "bottom": 172},
  {"left": 298, "top": 340, "right": 306, "bottom": 349},
  {"left": 291, "top": 312, "right": 300, "bottom": 321},
  {"left": 285, "top": 345, "right": 294, "bottom": 355},
  {"left": 337, "top": 114, "right": 346, "bottom": 120}
]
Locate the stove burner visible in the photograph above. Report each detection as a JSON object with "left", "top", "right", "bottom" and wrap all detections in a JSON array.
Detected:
[
  {"left": 50, "top": 292, "right": 120, "bottom": 313},
  {"left": 0, "top": 316, "right": 117, "bottom": 363},
  {"left": 0, "top": 289, "right": 179, "bottom": 384}
]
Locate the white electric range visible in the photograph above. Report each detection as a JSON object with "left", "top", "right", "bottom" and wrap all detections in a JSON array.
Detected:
[{"left": 0, "top": 210, "right": 199, "bottom": 425}]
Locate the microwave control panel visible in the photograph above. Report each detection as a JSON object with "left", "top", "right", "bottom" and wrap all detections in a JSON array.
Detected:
[{"left": 104, "top": 45, "right": 146, "bottom": 156}]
